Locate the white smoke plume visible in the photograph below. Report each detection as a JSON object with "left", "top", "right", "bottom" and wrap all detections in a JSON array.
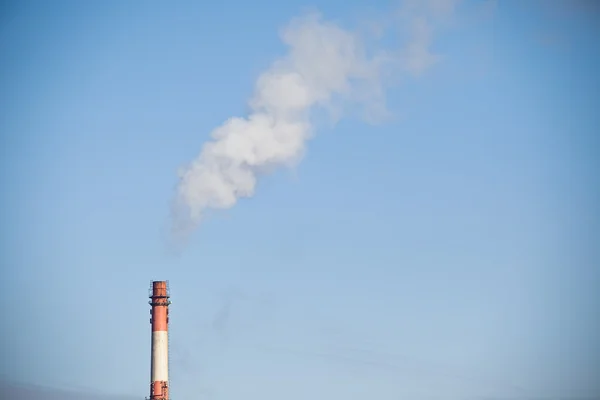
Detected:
[{"left": 171, "top": 3, "right": 458, "bottom": 244}]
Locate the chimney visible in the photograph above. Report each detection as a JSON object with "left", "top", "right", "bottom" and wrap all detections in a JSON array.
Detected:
[{"left": 148, "top": 281, "right": 170, "bottom": 400}]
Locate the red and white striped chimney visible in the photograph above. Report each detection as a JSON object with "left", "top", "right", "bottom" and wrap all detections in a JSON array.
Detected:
[{"left": 149, "top": 281, "right": 170, "bottom": 400}]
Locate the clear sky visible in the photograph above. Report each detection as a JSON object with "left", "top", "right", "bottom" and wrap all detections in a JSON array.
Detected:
[{"left": 1, "top": 1, "right": 598, "bottom": 399}]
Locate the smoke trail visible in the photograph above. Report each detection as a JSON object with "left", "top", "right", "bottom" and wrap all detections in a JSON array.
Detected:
[
  {"left": 170, "top": 12, "right": 388, "bottom": 241},
  {"left": 171, "top": 4, "right": 456, "bottom": 243}
]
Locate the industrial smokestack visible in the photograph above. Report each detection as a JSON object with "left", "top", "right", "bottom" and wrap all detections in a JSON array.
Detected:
[{"left": 148, "top": 281, "right": 171, "bottom": 400}]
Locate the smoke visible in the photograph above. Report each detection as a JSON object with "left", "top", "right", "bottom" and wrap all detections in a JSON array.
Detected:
[{"left": 171, "top": 3, "right": 459, "bottom": 244}]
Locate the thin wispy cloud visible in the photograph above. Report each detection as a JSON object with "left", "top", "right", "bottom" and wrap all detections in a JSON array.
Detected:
[{"left": 1, "top": 380, "right": 138, "bottom": 400}]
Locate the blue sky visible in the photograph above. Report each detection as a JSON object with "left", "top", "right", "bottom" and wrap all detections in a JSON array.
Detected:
[{"left": 0, "top": 1, "right": 598, "bottom": 399}]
